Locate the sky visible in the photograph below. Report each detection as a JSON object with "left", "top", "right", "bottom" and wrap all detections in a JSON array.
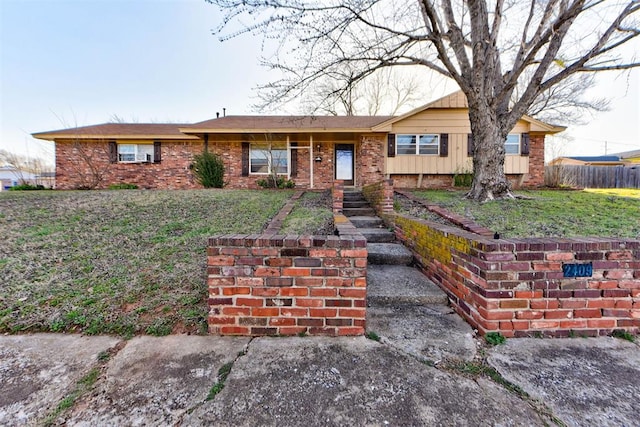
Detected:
[{"left": 1, "top": 0, "right": 639, "bottom": 164}]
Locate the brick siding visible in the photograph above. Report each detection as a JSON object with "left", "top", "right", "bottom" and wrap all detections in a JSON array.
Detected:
[
  {"left": 521, "top": 134, "right": 545, "bottom": 187},
  {"left": 357, "top": 134, "right": 386, "bottom": 187},
  {"left": 55, "top": 133, "right": 545, "bottom": 190},
  {"left": 55, "top": 139, "right": 203, "bottom": 190}
]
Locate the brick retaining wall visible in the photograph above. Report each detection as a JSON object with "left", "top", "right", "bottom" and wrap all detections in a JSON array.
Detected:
[
  {"left": 207, "top": 232, "right": 367, "bottom": 336},
  {"left": 366, "top": 180, "right": 639, "bottom": 338},
  {"left": 392, "top": 214, "right": 639, "bottom": 337},
  {"left": 362, "top": 179, "right": 394, "bottom": 216}
]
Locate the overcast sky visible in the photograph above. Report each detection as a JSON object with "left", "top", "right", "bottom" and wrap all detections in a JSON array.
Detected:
[{"left": 1, "top": 0, "right": 639, "bottom": 163}]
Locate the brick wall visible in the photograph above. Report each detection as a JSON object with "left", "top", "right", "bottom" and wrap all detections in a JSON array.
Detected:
[
  {"left": 362, "top": 179, "right": 394, "bottom": 216},
  {"left": 207, "top": 233, "right": 368, "bottom": 336},
  {"left": 357, "top": 134, "right": 386, "bottom": 187},
  {"left": 211, "top": 139, "right": 334, "bottom": 190},
  {"left": 391, "top": 172, "right": 544, "bottom": 190},
  {"left": 390, "top": 174, "right": 453, "bottom": 189},
  {"left": 332, "top": 180, "right": 344, "bottom": 213},
  {"left": 55, "top": 139, "right": 204, "bottom": 190},
  {"left": 362, "top": 179, "right": 640, "bottom": 338},
  {"left": 312, "top": 142, "right": 335, "bottom": 190},
  {"left": 521, "top": 134, "right": 545, "bottom": 187},
  {"left": 391, "top": 214, "right": 639, "bottom": 338}
]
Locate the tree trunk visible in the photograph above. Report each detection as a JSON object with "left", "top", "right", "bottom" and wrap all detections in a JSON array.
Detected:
[{"left": 466, "top": 104, "right": 513, "bottom": 202}]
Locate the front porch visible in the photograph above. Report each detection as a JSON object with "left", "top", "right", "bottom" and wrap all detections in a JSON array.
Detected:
[{"left": 204, "top": 132, "right": 386, "bottom": 190}]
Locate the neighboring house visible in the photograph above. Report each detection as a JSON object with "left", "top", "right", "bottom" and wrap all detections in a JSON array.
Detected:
[
  {"left": 33, "top": 91, "right": 564, "bottom": 190},
  {"left": 548, "top": 156, "right": 626, "bottom": 166},
  {"left": 0, "top": 166, "right": 55, "bottom": 190},
  {"left": 610, "top": 149, "right": 640, "bottom": 164}
]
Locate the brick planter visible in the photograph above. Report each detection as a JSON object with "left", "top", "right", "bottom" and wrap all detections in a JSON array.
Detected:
[{"left": 207, "top": 233, "right": 367, "bottom": 336}]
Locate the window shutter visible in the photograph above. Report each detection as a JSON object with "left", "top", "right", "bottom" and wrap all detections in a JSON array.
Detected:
[
  {"left": 439, "top": 134, "right": 449, "bottom": 157},
  {"left": 290, "top": 142, "right": 298, "bottom": 177},
  {"left": 521, "top": 133, "right": 530, "bottom": 156},
  {"left": 109, "top": 141, "right": 117, "bottom": 163},
  {"left": 153, "top": 141, "right": 161, "bottom": 163},
  {"left": 387, "top": 133, "right": 395, "bottom": 157},
  {"left": 467, "top": 134, "right": 474, "bottom": 157},
  {"left": 241, "top": 142, "right": 250, "bottom": 177}
]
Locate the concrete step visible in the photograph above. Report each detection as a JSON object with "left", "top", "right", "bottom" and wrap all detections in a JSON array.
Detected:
[
  {"left": 343, "top": 207, "right": 376, "bottom": 217},
  {"left": 367, "top": 265, "right": 449, "bottom": 306},
  {"left": 366, "top": 305, "right": 476, "bottom": 363},
  {"left": 343, "top": 200, "right": 370, "bottom": 209},
  {"left": 349, "top": 216, "right": 384, "bottom": 228},
  {"left": 367, "top": 243, "right": 413, "bottom": 265},
  {"left": 343, "top": 191, "right": 365, "bottom": 201},
  {"left": 359, "top": 228, "right": 396, "bottom": 243}
]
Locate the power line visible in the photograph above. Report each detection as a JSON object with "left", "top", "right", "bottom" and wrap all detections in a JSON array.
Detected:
[{"left": 572, "top": 137, "right": 639, "bottom": 148}]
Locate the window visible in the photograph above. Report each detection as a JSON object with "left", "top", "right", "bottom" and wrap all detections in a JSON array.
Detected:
[
  {"left": 396, "top": 134, "right": 439, "bottom": 155},
  {"left": 419, "top": 134, "right": 439, "bottom": 155},
  {"left": 505, "top": 134, "right": 520, "bottom": 155},
  {"left": 250, "top": 144, "right": 288, "bottom": 174},
  {"left": 118, "top": 144, "right": 154, "bottom": 163}
]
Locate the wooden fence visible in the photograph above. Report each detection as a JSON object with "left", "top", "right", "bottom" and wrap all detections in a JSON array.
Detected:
[{"left": 545, "top": 165, "right": 640, "bottom": 189}]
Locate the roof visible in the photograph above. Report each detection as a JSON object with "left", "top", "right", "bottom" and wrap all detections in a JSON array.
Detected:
[
  {"left": 32, "top": 123, "right": 198, "bottom": 141},
  {"left": 371, "top": 91, "right": 566, "bottom": 134},
  {"left": 548, "top": 155, "right": 626, "bottom": 166},
  {"left": 569, "top": 156, "right": 621, "bottom": 162},
  {"left": 610, "top": 149, "right": 640, "bottom": 159},
  {"left": 33, "top": 92, "right": 565, "bottom": 140},
  {"left": 180, "top": 115, "right": 393, "bottom": 134}
]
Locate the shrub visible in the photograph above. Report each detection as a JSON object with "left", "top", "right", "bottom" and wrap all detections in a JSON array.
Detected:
[
  {"left": 108, "top": 183, "right": 138, "bottom": 190},
  {"left": 9, "top": 184, "right": 46, "bottom": 191},
  {"left": 257, "top": 176, "right": 295, "bottom": 189},
  {"left": 453, "top": 173, "right": 474, "bottom": 187},
  {"left": 192, "top": 151, "right": 225, "bottom": 188}
]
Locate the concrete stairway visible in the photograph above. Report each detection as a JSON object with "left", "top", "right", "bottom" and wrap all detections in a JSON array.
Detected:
[
  {"left": 344, "top": 190, "right": 475, "bottom": 363},
  {"left": 342, "top": 190, "right": 448, "bottom": 307}
]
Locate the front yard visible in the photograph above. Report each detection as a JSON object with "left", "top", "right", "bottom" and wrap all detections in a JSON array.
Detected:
[
  {"left": 2, "top": 187, "right": 637, "bottom": 337},
  {"left": 402, "top": 189, "right": 640, "bottom": 238},
  {"left": 0, "top": 190, "right": 293, "bottom": 336}
]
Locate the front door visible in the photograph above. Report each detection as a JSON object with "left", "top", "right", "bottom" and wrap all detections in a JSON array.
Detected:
[{"left": 335, "top": 144, "right": 355, "bottom": 186}]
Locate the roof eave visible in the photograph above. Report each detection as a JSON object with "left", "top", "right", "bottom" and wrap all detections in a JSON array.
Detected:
[
  {"left": 179, "top": 127, "right": 381, "bottom": 134},
  {"left": 32, "top": 133, "right": 200, "bottom": 141}
]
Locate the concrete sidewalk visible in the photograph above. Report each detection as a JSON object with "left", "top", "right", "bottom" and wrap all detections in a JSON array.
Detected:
[{"left": 1, "top": 333, "right": 638, "bottom": 426}]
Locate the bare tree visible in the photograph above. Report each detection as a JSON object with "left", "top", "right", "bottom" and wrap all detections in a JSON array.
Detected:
[
  {"left": 48, "top": 112, "right": 113, "bottom": 190},
  {"left": 520, "top": 73, "right": 610, "bottom": 125},
  {"left": 208, "top": 0, "right": 639, "bottom": 201},
  {"left": 301, "top": 66, "right": 429, "bottom": 116},
  {"left": 67, "top": 140, "right": 111, "bottom": 190}
]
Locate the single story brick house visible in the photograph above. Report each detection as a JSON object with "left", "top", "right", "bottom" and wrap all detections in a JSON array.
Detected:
[{"left": 33, "top": 92, "right": 564, "bottom": 190}]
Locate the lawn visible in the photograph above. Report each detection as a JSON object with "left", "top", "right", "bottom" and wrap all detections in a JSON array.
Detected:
[
  {"left": 280, "top": 190, "right": 334, "bottom": 235},
  {"left": 404, "top": 189, "right": 640, "bottom": 238},
  {"left": 0, "top": 189, "right": 292, "bottom": 336}
]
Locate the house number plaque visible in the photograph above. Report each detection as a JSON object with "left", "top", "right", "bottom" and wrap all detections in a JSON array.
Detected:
[{"left": 562, "top": 263, "right": 593, "bottom": 278}]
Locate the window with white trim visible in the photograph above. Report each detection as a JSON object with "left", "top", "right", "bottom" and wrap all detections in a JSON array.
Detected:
[
  {"left": 505, "top": 134, "right": 520, "bottom": 155},
  {"left": 250, "top": 144, "right": 288, "bottom": 174},
  {"left": 396, "top": 134, "right": 439, "bottom": 155},
  {"left": 118, "top": 144, "right": 154, "bottom": 163}
]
